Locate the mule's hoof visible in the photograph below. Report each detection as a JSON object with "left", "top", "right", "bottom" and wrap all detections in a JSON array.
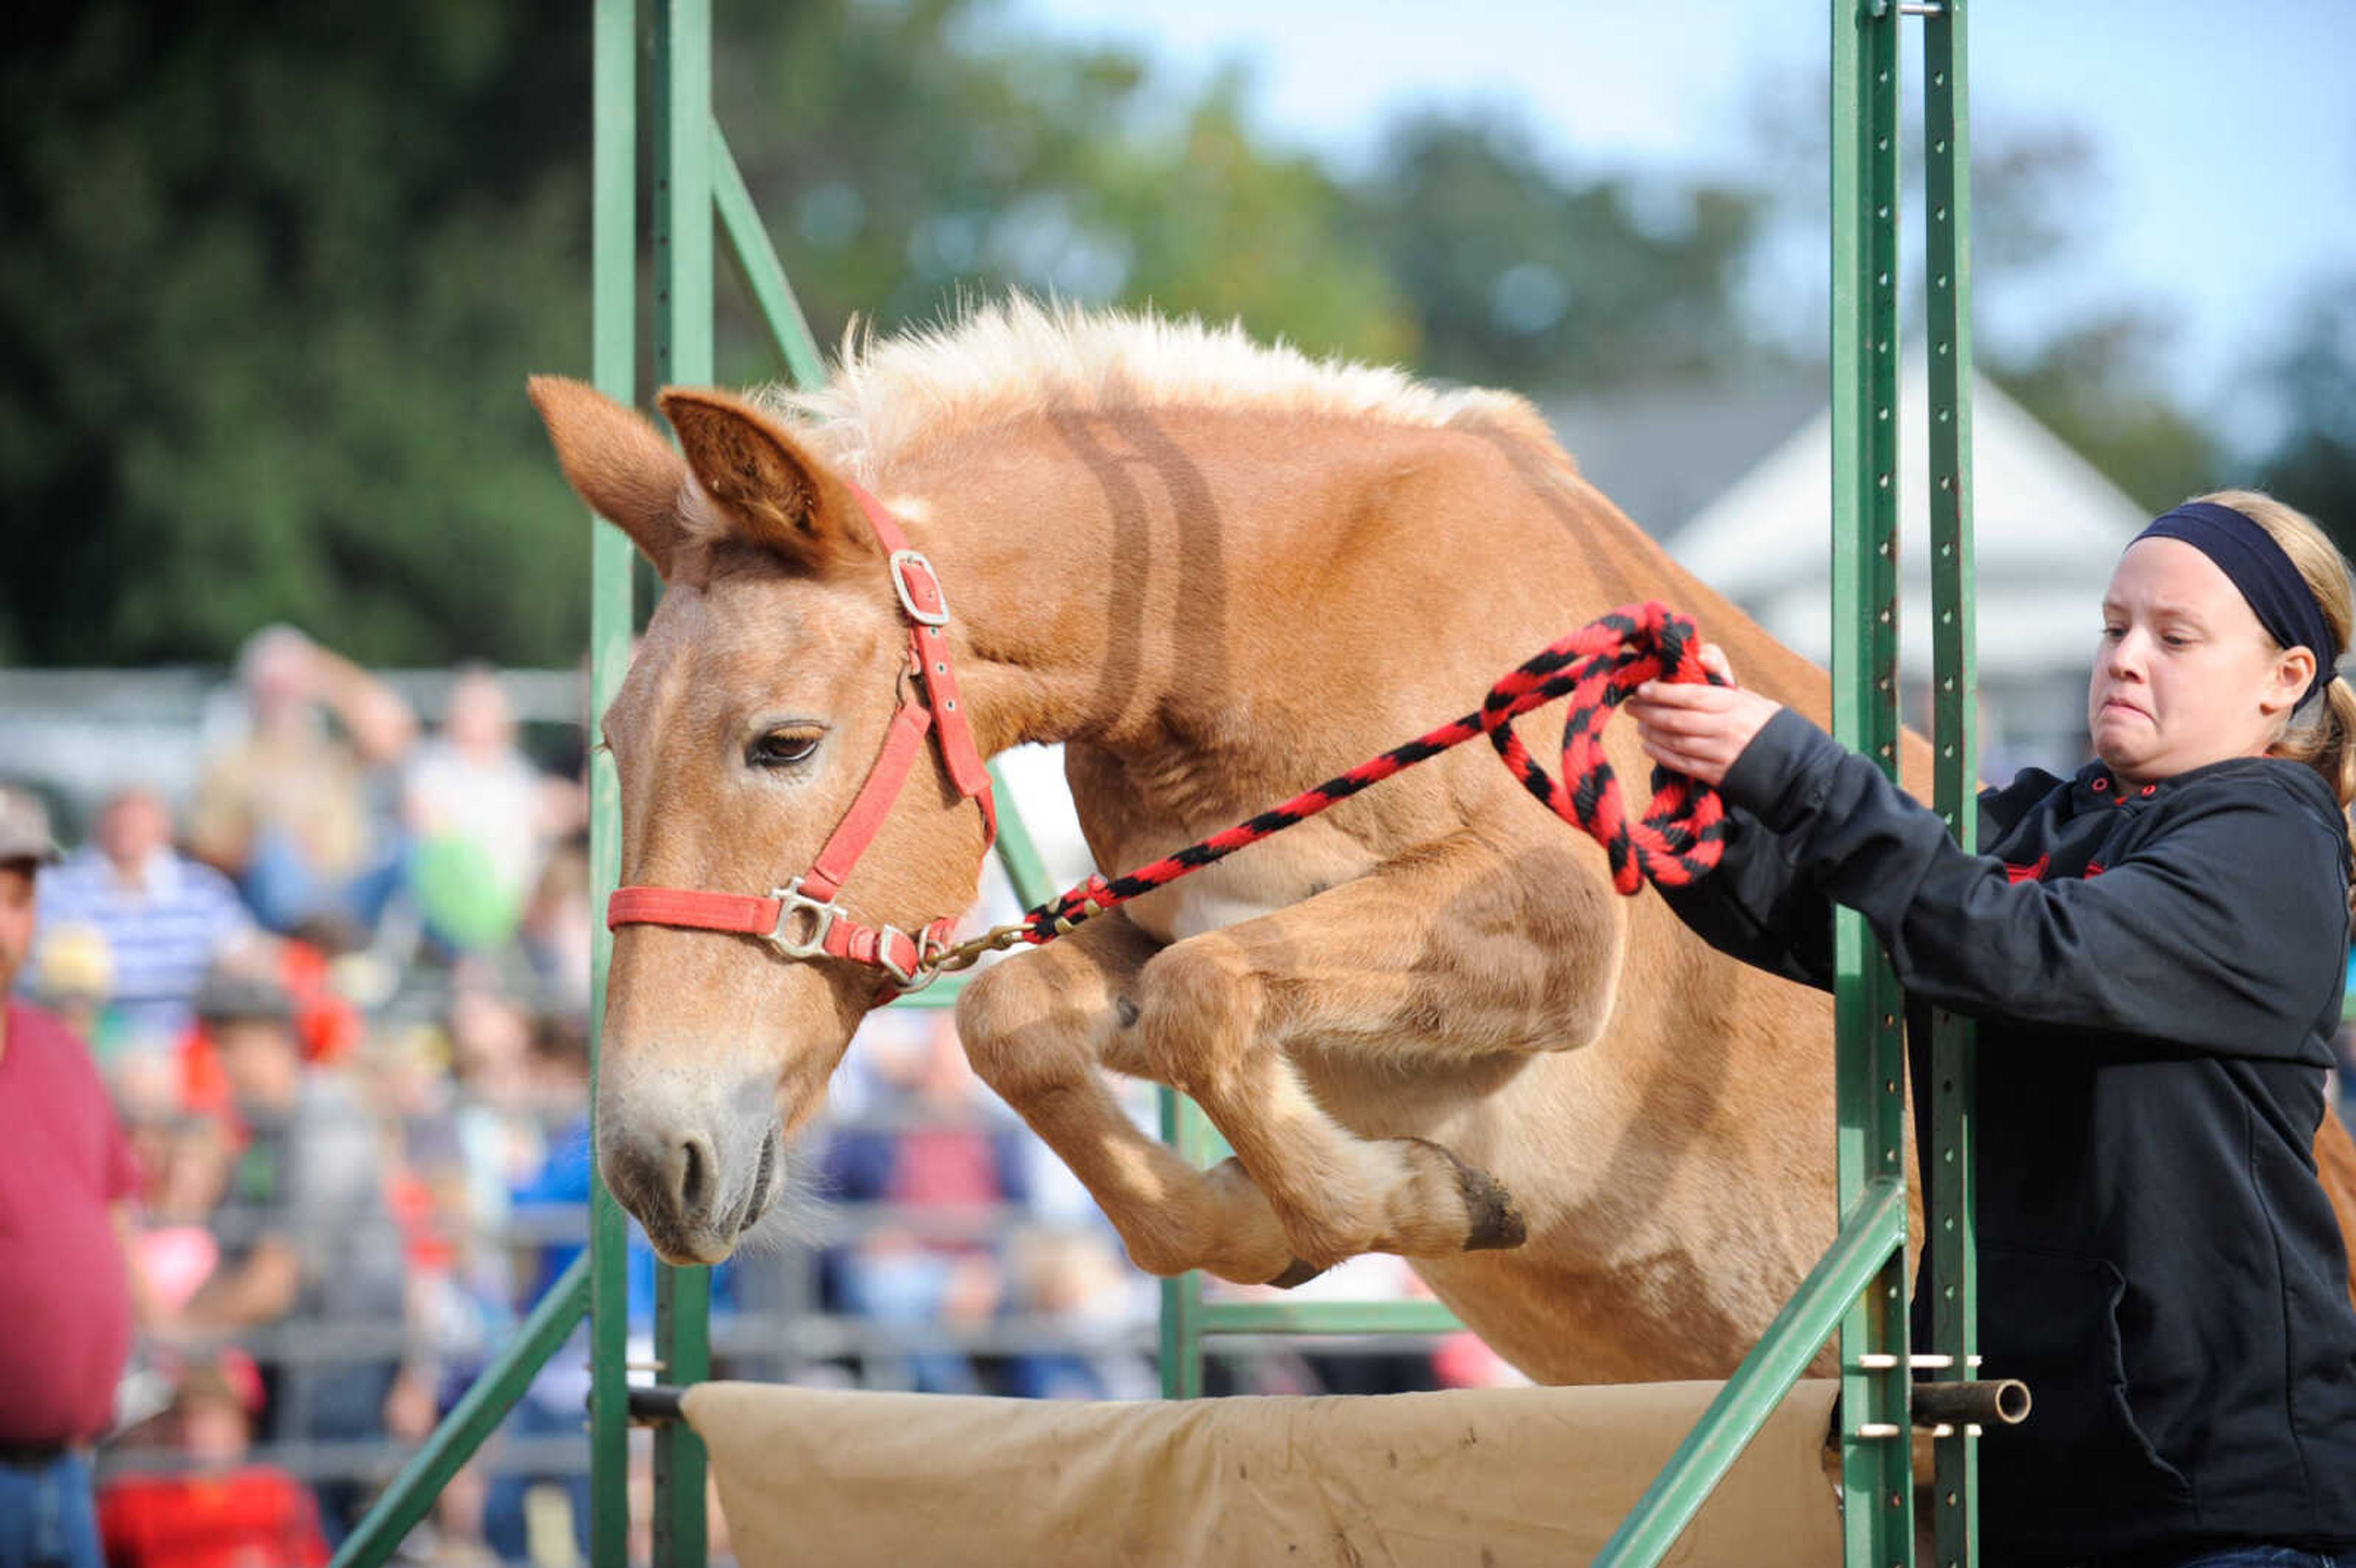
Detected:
[
  {"left": 1406, "top": 1137, "right": 1527, "bottom": 1251},
  {"left": 1266, "top": 1257, "right": 1328, "bottom": 1290},
  {"left": 1460, "top": 1175, "right": 1528, "bottom": 1251}
]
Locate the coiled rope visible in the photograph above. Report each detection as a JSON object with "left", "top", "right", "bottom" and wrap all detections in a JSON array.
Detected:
[{"left": 939, "top": 601, "right": 1733, "bottom": 970}]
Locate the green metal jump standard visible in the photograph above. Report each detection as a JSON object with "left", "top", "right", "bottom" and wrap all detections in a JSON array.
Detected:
[
  {"left": 334, "top": 1, "right": 1983, "bottom": 1563},
  {"left": 1595, "top": 3, "right": 1982, "bottom": 1562}
]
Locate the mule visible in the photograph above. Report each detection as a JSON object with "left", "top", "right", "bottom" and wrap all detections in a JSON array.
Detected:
[{"left": 531, "top": 301, "right": 2356, "bottom": 1385}]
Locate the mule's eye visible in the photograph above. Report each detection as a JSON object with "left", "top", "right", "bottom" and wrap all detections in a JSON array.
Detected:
[{"left": 747, "top": 729, "right": 823, "bottom": 769}]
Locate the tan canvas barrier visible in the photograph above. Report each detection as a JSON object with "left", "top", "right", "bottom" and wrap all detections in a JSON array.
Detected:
[{"left": 683, "top": 1377, "right": 1842, "bottom": 1567}]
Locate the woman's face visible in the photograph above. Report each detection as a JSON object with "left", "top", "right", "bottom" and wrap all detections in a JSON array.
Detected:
[{"left": 2088, "top": 538, "right": 2312, "bottom": 784}]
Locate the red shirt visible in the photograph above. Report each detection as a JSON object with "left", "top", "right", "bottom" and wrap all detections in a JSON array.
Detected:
[
  {"left": 99, "top": 1469, "right": 329, "bottom": 1568},
  {"left": 0, "top": 1001, "right": 137, "bottom": 1445}
]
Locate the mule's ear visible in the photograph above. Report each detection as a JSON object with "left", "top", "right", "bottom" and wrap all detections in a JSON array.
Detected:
[
  {"left": 528, "top": 376, "right": 692, "bottom": 580},
  {"left": 656, "top": 387, "right": 871, "bottom": 574}
]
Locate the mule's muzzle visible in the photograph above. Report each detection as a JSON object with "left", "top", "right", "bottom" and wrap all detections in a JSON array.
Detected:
[{"left": 601, "top": 1118, "right": 785, "bottom": 1266}]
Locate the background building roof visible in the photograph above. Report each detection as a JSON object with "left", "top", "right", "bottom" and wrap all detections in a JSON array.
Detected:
[{"left": 1665, "top": 361, "right": 2151, "bottom": 681}]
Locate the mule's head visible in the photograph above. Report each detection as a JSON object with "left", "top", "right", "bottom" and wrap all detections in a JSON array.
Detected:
[{"left": 530, "top": 378, "right": 993, "bottom": 1264}]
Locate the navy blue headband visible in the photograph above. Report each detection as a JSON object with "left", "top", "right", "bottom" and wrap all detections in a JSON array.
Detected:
[{"left": 2133, "top": 501, "right": 2339, "bottom": 705}]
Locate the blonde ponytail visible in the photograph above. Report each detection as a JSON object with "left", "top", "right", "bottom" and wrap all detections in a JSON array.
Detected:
[
  {"left": 2201, "top": 489, "right": 2356, "bottom": 894},
  {"left": 2303, "top": 678, "right": 2356, "bottom": 812}
]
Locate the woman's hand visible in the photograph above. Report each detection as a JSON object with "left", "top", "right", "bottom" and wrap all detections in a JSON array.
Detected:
[{"left": 1625, "top": 643, "right": 1785, "bottom": 788}]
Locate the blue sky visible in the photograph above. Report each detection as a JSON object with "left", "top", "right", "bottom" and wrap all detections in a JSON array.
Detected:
[{"left": 1004, "top": 0, "right": 2356, "bottom": 453}]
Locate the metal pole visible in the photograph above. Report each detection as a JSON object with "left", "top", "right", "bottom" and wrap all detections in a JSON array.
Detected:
[
  {"left": 1832, "top": 0, "right": 1915, "bottom": 1559},
  {"left": 1157, "top": 1090, "right": 1207, "bottom": 1400},
  {"left": 1592, "top": 1180, "right": 1909, "bottom": 1567},
  {"left": 1923, "top": 1, "right": 1981, "bottom": 1560},
  {"left": 712, "top": 123, "right": 829, "bottom": 393},
  {"left": 985, "top": 763, "right": 1060, "bottom": 911},
  {"left": 329, "top": 1258, "right": 593, "bottom": 1568},
  {"left": 652, "top": 3, "right": 713, "bottom": 1565},
  {"left": 587, "top": 1, "right": 639, "bottom": 1563}
]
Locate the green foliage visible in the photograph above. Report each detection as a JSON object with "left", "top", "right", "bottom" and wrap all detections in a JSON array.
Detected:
[
  {"left": 1986, "top": 309, "right": 2221, "bottom": 514},
  {"left": 712, "top": 9, "right": 1415, "bottom": 369},
  {"left": 2253, "top": 274, "right": 2356, "bottom": 559},
  {"left": 8, "top": 1, "right": 2316, "bottom": 667},
  {"left": 0, "top": 2, "right": 593, "bottom": 667},
  {"left": 8, "top": 0, "right": 1775, "bottom": 667},
  {"left": 1359, "top": 114, "right": 1765, "bottom": 386}
]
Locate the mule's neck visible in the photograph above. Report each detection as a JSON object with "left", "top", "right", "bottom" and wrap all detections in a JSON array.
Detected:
[{"left": 869, "top": 409, "right": 1256, "bottom": 761}]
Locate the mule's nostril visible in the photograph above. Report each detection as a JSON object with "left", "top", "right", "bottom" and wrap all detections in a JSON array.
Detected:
[
  {"left": 676, "top": 1136, "right": 712, "bottom": 1215},
  {"left": 737, "top": 1129, "right": 780, "bottom": 1234}
]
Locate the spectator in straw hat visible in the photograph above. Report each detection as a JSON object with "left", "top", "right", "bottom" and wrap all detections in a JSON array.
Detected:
[{"left": 0, "top": 786, "right": 142, "bottom": 1568}]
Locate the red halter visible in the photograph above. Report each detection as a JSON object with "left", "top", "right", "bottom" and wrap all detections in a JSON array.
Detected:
[{"left": 604, "top": 482, "right": 997, "bottom": 993}]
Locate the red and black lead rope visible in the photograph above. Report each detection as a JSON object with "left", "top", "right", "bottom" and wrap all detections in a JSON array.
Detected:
[{"left": 1014, "top": 601, "right": 1732, "bottom": 945}]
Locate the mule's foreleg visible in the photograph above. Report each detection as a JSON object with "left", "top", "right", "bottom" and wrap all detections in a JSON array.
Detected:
[
  {"left": 1128, "top": 831, "right": 1621, "bottom": 1269},
  {"left": 953, "top": 911, "right": 1304, "bottom": 1286}
]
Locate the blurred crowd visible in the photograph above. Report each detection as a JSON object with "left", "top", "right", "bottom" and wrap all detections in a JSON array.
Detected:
[{"left": 4, "top": 627, "right": 1501, "bottom": 1568}]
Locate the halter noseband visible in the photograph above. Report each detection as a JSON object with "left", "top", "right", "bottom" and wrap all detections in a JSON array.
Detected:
[{"left": 603, "top": 482, "right": 997, "bottom": 994}]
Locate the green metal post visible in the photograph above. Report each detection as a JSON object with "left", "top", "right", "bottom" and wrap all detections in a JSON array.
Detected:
[
  {"left": 1832, "top": 1, "right": 1915, "bottom": 1561},
  {"left": 331, "top": 1259, "right": 593, "bottom": 1568},
  {"left": 713, "top": 124, "right": 830, "bottom": 393},
  {"left": 1151, "top": 1087, "right": 1466, "bottom": 1388},
  {"left": 341, "top": 6, "right": 1093, "bottom": 1561},
  {"left": 1924, "top": 2, "right": 1981, "bottom": 1561},
  {"left": 1592, "top": 1181, "right": 1908, "bottom": 1567},
  {"left": 985, "top": 763, "right": 1060, "bottom": 910},
  {"left": 652, "top": 3, "right": 712, "bottom": 1564},
  {"left": 1157, "top": 1090, "right": 1208, "bottom": 1400},
  {"left": 587, "top": 2, "right": 639, "bottom": 1564}
]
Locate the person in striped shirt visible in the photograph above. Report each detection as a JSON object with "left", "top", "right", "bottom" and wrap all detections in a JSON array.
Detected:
[{"left": 34, "top": 786, "right": 260, "bottom": 1047}]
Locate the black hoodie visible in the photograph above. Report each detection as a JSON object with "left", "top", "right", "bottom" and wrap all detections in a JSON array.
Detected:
[{"left": 1660, "top": 707, "right": 2356, "bottom": 1561}]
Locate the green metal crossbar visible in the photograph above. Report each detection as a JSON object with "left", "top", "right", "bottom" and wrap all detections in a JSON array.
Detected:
[
  {"left": 1594, "top": 1180, "right": 1909, "bottom": 1566},
  {"left": 1193, "top": 1299, "right": 1466, "bottom": 1336},
  {"left": 331, "top": 1256, "right": 591, "bottom": 1568},
  {"left": 339, "top": 4, "right": 1978, "bottom": 1562},
  {"left": 713, "top": 124, "right": 828, "bottom": 395}
]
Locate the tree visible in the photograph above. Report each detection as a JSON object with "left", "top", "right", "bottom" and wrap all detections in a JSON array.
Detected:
[
  {"left": 1949, "top": 126, "right": 2219, "bottom": 511},
  {"left": 0, "top": 2, "right": 595, "bottom": 666},
  {"left": 0, "top": 1, "right": 1424, "bottom": 666},
  {"left": 1736, "top": 77, "right": 2223, "bottom": 512},
  {"left": 713, "top": 14, "right": 1416, "bottom": 375},
  {"left": 1354, "top": 113, "right": 1768, "bottom": 390},
  {"left": 1992, "top": 310, "right": 2222, "bottom": 514},
  {"left": 0, "top": 2, "right": 1790, "bottom": 667},
  {"left": 2252, "top": 273, "right": 2356, "bottom": 559}
]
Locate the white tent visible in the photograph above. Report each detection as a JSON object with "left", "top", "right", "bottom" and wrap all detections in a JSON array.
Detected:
[{"left": 1669, "top": 360, "right": 2152, "bottom": 764}]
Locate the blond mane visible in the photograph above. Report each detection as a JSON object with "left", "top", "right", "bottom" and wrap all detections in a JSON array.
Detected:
[{"left": 755, "top": 296, "right": 1552, "bottom": 482}]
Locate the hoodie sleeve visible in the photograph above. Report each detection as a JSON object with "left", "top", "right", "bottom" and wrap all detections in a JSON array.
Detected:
[
  {"left": 1652, "top": 802, "right": 1838, "bottom": 990},
  {"left": 1720, "top": 708, "right": 2348, "bottom": 1058},
  {"left": 1653, "top": 729, "right": 2038, "bottom": 991}
]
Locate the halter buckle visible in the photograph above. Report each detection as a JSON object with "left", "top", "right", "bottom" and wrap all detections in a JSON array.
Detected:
[
  {"left": 764, "top": 878, "right": 839, "bottom": 959},
  {"left": 878, "top": 924, "right": 937, "bottom": 994},
  {"left": 888, "top": 550, "right": 951, "bottom": 627}
]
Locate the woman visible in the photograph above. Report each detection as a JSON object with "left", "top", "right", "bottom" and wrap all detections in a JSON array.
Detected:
[{"left": 1626, "top": 491, "right": 2356, "bottom": 1566}]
